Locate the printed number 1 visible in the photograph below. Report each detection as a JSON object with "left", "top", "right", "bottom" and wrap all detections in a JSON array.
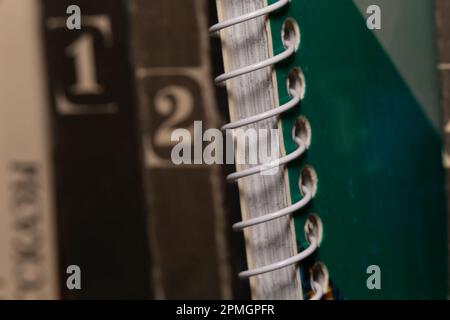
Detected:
[{"left": 66, "top": 33, "right": 104, "bottom": 95}]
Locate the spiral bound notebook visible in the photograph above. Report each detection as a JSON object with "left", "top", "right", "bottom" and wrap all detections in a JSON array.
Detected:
[{"left": 213, "top": 0, "right": 447, "bottom": 299}]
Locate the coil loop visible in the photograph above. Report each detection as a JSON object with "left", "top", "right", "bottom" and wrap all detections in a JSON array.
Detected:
[
  {"left": 215, "top": 44, "right": 295, "bottom": 85},
  {"left": 221, "top": 84, "right": 302, "bottom": 131},
  {"left": 212, "top": 0, "right": 293, "bottom": 85},
  {"left": 226, "top": 135, "right": 306, "bottom": 182},
  {"left": 238, "top": 212, "right": 322, "bottom": 279},
  {"left": 232, "top": 185, "right": 311, "bottom": 231},
  {"left": 238, "top": 236, "right": 318, "bottom": 279},
  {"left": 209, "top": 0, "right": 290, "bottom": 35},
  {"left": 211, "top": 0, "right": 328, "bottom": 300}
]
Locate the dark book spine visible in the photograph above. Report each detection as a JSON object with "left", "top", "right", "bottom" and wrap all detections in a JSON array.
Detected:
[
  {"left": 41, "top": 0, "right": 152, "bottom": 299},
  {"left": 128, "top": 0, "right": 233, "bottom": 299}
]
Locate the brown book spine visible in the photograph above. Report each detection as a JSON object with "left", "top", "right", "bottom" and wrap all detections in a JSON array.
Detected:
[
  {"left": 128, "top": 0, "right": 233, "bottom": 299},
  {"left": 41, "top": 0, "right": 152, "bottom": 299}
]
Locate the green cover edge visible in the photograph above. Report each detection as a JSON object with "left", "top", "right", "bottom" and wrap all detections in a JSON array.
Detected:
[{"left": 268, "top": 0, "right": 447, "bottom": 299}]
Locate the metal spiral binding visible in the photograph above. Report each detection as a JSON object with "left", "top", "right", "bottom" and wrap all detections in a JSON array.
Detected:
[{"left": 211, "top": 0, "right": 327, "bottom": 299}]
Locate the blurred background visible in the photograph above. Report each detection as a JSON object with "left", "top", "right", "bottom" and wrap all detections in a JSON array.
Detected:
[
  {"left": 0, "top": 0, "right": 250, "bottom": 299},
  {"left": 1, "top": 0, "right": 450, "bottom": 300}
]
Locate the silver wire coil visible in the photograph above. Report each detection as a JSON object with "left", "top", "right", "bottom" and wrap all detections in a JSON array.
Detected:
[
  {"left": 211, "top": 0, "right": 327, "bottom": 299},
  {"left": 209, "top": 0, "right": 290, "bottom": 34}
]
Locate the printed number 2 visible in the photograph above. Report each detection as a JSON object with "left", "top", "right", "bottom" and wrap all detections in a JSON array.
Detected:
[{"left": 153, "top": 85, "right": 194, "bottom": 147}]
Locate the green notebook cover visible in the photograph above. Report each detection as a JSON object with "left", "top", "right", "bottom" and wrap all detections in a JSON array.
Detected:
[{"left": 269, "top": 0, "right": 447, "bottom": 299}]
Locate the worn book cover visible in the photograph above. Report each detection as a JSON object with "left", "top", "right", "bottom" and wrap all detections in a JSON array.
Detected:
[
  {"left": 128, "top": 0, "right": 244, "bottom": 299},
  {"left": 0, "top": 0, "right": 59, "bottom": 299},
  {"left": 41, "top": 0, "right": 152, "bottom": 299}
]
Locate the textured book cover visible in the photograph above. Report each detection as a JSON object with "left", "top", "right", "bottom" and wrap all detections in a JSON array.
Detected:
[
  {"left": 0, "top": 0, "right": 59, "bottom": 299},
  {"left": 128, "top": 0, "right": 237, "bottom": 299},
  {"left": 41, "top": 0, "right": 152, "bottom": 299}
]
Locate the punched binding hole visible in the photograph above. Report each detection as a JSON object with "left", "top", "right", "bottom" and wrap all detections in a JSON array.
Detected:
[
  {"left": 304, "top": 213, "right": 323, "bottom": 246},
  {"left": 282, "top": 18, "right": 301, "bottom": 51},
  {"left": 300, "top": 165, "right": 318, "bottom": 197},
  {"left": 310, "top": 262, "right": 330, "bottom": 300},
  {"left": 293, "top": 116, "right": 311, "bottom": 149},
  {"left": 287, "top": 67, "right": 306, "bottom": 99}
]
